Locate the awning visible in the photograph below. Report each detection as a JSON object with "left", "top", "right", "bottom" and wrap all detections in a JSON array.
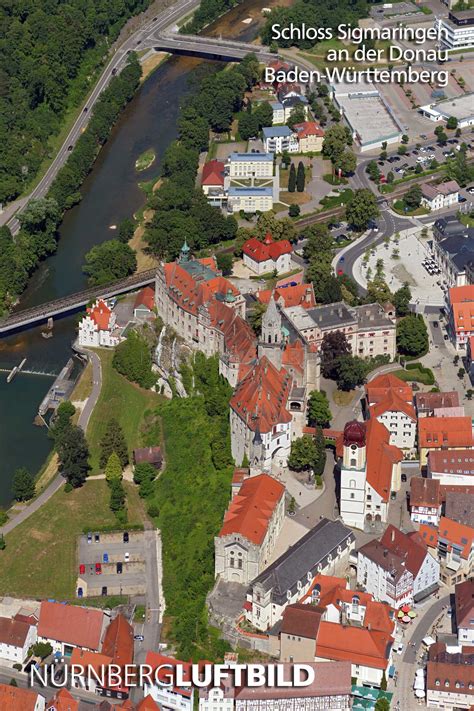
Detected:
[
  {"left": 414, "top": 583, "right": 439, "bottom": 602},
  {"left": 423, "top": 636, "right": 436, "bottom": 647}
]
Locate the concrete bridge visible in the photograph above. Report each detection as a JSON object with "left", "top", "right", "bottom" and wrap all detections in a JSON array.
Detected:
[
  {"left": 0, "top": 269, "right": 156, "bottom": 335},
  {"left": 146, "top": 32, "right": 274, "bottom": 62}
]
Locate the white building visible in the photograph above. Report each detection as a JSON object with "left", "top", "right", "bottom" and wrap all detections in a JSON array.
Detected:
[
  {"left": 426, "top": 645, "right": 474, "bottom": 710},
  {"left": 270, "top": 101, "right": 285, "bottom": 124},
  {"left": 421, "top": 181, "right": 460, "bottom": 211},
  {"left": 227, "top": 153, "right": 274, "bottom": 179},
  {"left": 242, "top": 234, "right": 292, "bottom": 276},
  {"left": 409, "top": 477, "right": 442, "bottom": 526},
  {"left": 420, "top": 92, "right": 474, "bottom": 128},
  {"left": 227, "top": 187, "right": 273, "bottom": 214},
  {"left": 437, "top": 10, "right": 474, "bottom": 52},
  {"left": 455, "top": 579, "right": 474, "bottom": 646},
  {"left": 77, "top": 299, "right": 121, "bottom": 348},
  {"left": 369, "top": 393, "right": 417, "bottom": 450},
  {"left": 427, "top": 449, "right": 474, "bottom": 486},
  {"left": 144, "top": 652, "right": 194, "bottom": 711},
  {"left": 262, "top": 126, "right": 298, "bottom": 154},
  {"left": 0, "top": 617, "right": 37, "bottom": 665},
  {"left": 357, "top": 525, "right": 440, "bottom": 606}
]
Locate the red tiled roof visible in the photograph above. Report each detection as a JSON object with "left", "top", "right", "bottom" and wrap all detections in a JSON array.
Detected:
[
  {"left": 202, "top": 159, "right": 225, "bottom": 187},
  {"left": 0, "top": 684, "right": 41, "bottom": 711},
  {"left": 144, "top": 652, "right": 194, "bottom": 698},
  {"left": 410, "top": 477, "right": 441, "bottom": 508},
  {"left": 370, "top": 389, "right": 416, "bottom": 421},
  {"left": 380, "top": 525, "right": 429, "bottom": 578},
  {"left": 163, "top": 262, "right": 239, "bottom": 317},
  {"left": 450, "top": 285, "right": 474, "bottom": 334},
  {"left": 419, "top": 417, "right": 473, "bottom": 450},
  {"left": 257, "top": 284, "right": 316, "bottom": 309},
  {"left": 415, "top": 391, "right": 460, "bottom": 412},
  {"left": 47, "top": 688, "right": 79, "bottom": 711},
  {"left": 242, "top": 233, "right": 292, "bottom": 263},
  {"left": 315, "top": 621, "right": 392, "bottom": 670},
  {"left": 455, "top": 579, "right": 474, "bottom": 630},
  {"left": 0, "top": 617, "right": 31, "bottom": 647},
  {"left": 420, "top": 516, "right": 474, "bottom": 558},
  {"left": 136, "top": 696, "right": 162, "bottom": 711},
  {"left": 101, "top": 614, "right": 134, "bottom": 667},
  {"left": 428, "top": 449, "right": 474, "bottom": 475},
  {"left": 366, "top": 374, "right": 412, "bottom": 406},
  {"left": 207, "top": 300, "right": 257, "bottom": 377},
  {"left": 282, "top": 339, "right": 305, "bottom": 373},
  {"left": 230, "top": 357, "right": 292, "bottom": 433},
  {"left": 293, "top": 121, "right": 325, "bottom": 139},
  {"left": 38, "top": 601, "right": 104, "bottom": 650},
  {"left": 134, "top": 286, "right": 155, "bottom": 311},
  {"left": 219, "top": 473, "right": 285, "bottom": 545},
  {"left": 198, "top": 256, "right": 218, "bottom": 271},
  {"left": 70, "top": 647, "right": 112, "bottom": 676},
  {"left": 366, "top": 418, "right": 403, "bottom": 501},
  {"left": 87, "top": 299, "right": 112, "bottom": 331},
  {"left": 427, "top": 658, "right": 474, "bottom": 695},
  {"left": 280, "top": 603, "right": 324, "bottom": 638}
]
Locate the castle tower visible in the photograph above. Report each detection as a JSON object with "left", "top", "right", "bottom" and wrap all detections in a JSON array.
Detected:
[
  {"left": 249, "top": 420, "right": 264, "bottom": 476},
  {"left": 179, "top": 239, "right": 191, "bottom": 263},
  {"left": 340, "top": 420, "right": 367, "bottom": 531},
  {"left": 261, "top": 294, "right": 282, "bottom": 345},
  {"left": 342, "top": 420, "right": 367, "bottom": 470}
]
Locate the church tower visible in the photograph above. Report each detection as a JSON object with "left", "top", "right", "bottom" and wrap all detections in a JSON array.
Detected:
[
  {"left": 340, "top": 420, "right": 367, "bottom": 531},
  {"left": 261, "top": 295, "right": 282, "bottom": 345}
]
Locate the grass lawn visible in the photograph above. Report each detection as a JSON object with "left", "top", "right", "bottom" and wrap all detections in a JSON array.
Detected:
[
  {"left": 460, "top": 213, "right": 474, "bottom": 228},
  {"left": 394, "top": 367, "right": 434, "bottom": 385},
  {"left": 87, "top": 350, "right": 162, "bottom": 473},
  {"left": 320, "top": 189, "right": 353, "bottom": 209},
  {"left": 135, "top": 149, "right": 156, "bottom": 172},
  {"left": 333, "top": 389, "right": 357, "bottom": 406},
  {"left": 0, "top": 480, "right": 143, "bottom": 599}
]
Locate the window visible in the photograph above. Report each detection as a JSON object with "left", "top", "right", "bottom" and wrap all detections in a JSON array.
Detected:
[
  {"left": 350, "top": 479, "right": 356, "bottom": 488},
  {"left": 350, "top": 459, "right": 357, "bottom": 467}
]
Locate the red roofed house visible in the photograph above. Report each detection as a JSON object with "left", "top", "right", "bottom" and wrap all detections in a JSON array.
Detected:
[
  {"left": 47, "top": 688, "right": 78, "bottom": 711},
  {"left": 357, "top": 525, "right": 440, "bottom": 606},
  {"left": 0, "top": 683, "right": 45, "bottom": 711},
  {"left": 448, "top": 284, "right": 474, "bottom": 350},
  {"left": 229, "top": 357, "right": 293, "bottom": 470},
  {"left": 242, "top": 233, "right": 292, "bottom": 276},
  {"left": 427, "top": 448, "right": 474, "bottom": 486},
  {"left": 293, "top": 121, "right": 325, "bottom": 152},
  {"left": 426, "top": 642, "right": 474, "bottom": 709},
  {"left": 368, "top": 383, "right": 417, "bottom": 450},
  {"left": 273, "top": 575, "right": 395, "bottom": 687},
  {"left": 215, "top": 473, "right": 285, "bottom": 584},
  {"left": 201, "top": 159, "right": 225, "bottom": 203},
  {"left": 0, "top": 615, "right": 37, "bottom": 664},
  {"left": 155, "top": 242, "right": 247, "bottom": 360},
  {"left": 38, "top": 601, "right": 105, "bottom": 656},
  {"left": 409, "top": 476, "right": 442, "bottom": 525},
  {"left": 143, "top": 652, "right": 194, "bottom": 711},
  {"left": 256, "top": 283, "right": 316, "bottom": 309},
  {"left": 366, "top": 373, "right": 413, "bottom": 408},
  {"left": 419, "top": 516, "right": 474, "bottom": 585},
  {"left": 418, "top": 416, "right": 474, "bottom": 466},
  {"left": 78, "top": 299, "right": 121, "bottom": 348},
  {"left": 134, "top": 286, "right": 155, "bottom": 320},
  {"left": 339, "top": 419, "right": 403, "bottom": 530}
]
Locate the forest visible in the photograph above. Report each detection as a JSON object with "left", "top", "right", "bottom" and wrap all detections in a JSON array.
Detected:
[
  {"left": 181, "top": 0, "right": 244, "bottom": 34},
  {"left": 0, "top": 0, "right": 154, "bottom": 204}
]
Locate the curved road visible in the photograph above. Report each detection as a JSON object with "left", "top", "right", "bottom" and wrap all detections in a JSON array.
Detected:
[{"left": 0, "top": 349, "right": 102, "bottom": 537}]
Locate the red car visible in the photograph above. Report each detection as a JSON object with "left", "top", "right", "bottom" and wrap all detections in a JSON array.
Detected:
[
  {"left": 95, "top": 563, "right": 102, "bottom": 575},
  {"left": 337, "top": 268, "right": 344, "bottom": 275},
  {"left": 79, "top": 564, "right": 85, "bottom": 575}
]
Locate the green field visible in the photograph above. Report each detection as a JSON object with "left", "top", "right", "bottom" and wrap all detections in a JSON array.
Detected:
[
  {"left": 0, "top": 480, "right": 143, "bottom": 599},
  {"left": 394, "top": 366, "right": 435, "bottom": 385},
  {"left": 87, "top": 350, "right": 162, "bottom": 472}
]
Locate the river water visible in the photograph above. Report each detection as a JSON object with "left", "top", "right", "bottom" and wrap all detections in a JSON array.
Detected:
[{"left": 0, "top": 0, "right": 282, "bottom": 506}]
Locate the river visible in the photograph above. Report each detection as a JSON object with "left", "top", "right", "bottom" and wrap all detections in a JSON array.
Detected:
[{"left": 0, "top": 0, "right": 284, "bottom": 507}]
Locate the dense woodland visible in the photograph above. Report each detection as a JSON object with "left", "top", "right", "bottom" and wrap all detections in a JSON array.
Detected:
[
  {"left": 0, "top": 0, "right": 154, "bottom": 204},
  {"left": 181, "top": 0, "right": 243, "bottom": 34}
]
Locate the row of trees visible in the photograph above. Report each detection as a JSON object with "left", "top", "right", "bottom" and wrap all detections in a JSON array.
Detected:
[
  {"left": 0, "top": 1, "right": 152, "bottom": 204},
  {"left": 288, "top": 162, "right": 306, "bottom": 193},
  {"left": 144, "top": 55, "right": 262, "bottom": 259},
  {"left": 0, "top": 55, "right": 143, "bottom": 315}
]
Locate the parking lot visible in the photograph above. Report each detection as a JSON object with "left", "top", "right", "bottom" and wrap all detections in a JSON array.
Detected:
[{"left": 76, "top": 531, "right": 147, "bottom": 598}]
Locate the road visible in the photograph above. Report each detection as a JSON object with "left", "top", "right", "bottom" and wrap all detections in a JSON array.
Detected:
[{"left": 1, "top": 0, "right": 203, "bottom": 234}]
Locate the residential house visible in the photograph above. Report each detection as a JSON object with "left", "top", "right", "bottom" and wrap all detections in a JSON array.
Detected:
[
  {"left": 409, "top": 476, "right": 442, "bottom": 525},
  {"left": 432, "top": 216, "right": 474, "bottom": 287},
  {"left": 455, "top": 579, "right": 474, "bottom": 646},
  {"left": 426, "top": 642, "right": 474, "bottom": 710},
  {"left": 428, "top": 448, "right": 474, "bottom": 485},
  {"left": 37, "top": 601, "right": 105, "bottom": 656},
  {"left": 262, "top": 126, "right": 298, "bottom": 154},
  {"left": 69, "top": 648, "right": 114, "bottom": 695},
  {"left": 0, "top": 616, "right": 37, "bottom": 664},
  {"left": 214, "top": 473, "right": 285, "bottom": 585},
  {"left": 143, "top": 652, "right": 194, "bottom": 711},
  {"left": 358, "top": 525, "right": 439, "bottom": 605},
  {"left": 227, "top": 187, "right": 273, "bottom": 214},
  {"left": 448, "top": 284, "right": 474, "bottom": 349},
  {"left": 242, "top": 234, "right": 292, "bottom": 276},
  {"left": 415, "top": 390, "right": 462, "bottom": 418},
  {"left": 418, "top": 416, "right": 474, "bottom": 466},
  {"left": 366, "top": 374, "right": 413, "bottom": 409},
  {"left": 339, "top": 419, "right": 403, "bottom": 530},
  {"left": 419, "top": 516, "right": 474, "bottom": 585},
  {"left": 244, "top": 518, "right": 355, "bottom": 631},
  {"left": 293, "top": 122, "right": 325, "bottom": 153},
  {"left": 281, "top": 95, "right": 309, "bottom": 122},
  {"left": 78, "top": 299, "right": 121, "bottom": 348},
  {"left": 270, "top": 101, "right": 285, "bottom": 124},
  {"left": 273, "top": 575, "right": 395, "bottom": 687},
  {"left": 133, "top": 287, "right": 155, "bottom": 320},
  {"left": 229, "top": 357, "right": 293, "bottom": 470},
  {"left": 421, "top": 180, "right": 460, "bottom": 211},
  {"left": 227, "top": 153, "right": 274, "bottom": 179},
  {"left": 46, "top": 689, "right": 79, "bottom": 711},
  {"left": 369, "top": 389, "right": 417, "bottom": 450},
  {"left": 0, "top": 684, "right": 45, "bottom": 711},
  {"left": 201, "top": 160, "right": 226, "bottom": 195},
  {"left": 256, "top": 283, "right": 316, "bottom": 309}
]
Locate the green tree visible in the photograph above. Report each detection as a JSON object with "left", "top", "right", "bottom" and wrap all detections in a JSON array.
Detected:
[
  {"left": 49, "top": 401, "right": 76, "bottom": 448},
  {"left": 30, "top": 642, "right": 53, "bottom": 659},
  {"left": 296, "top": 161, "right": 305, "bottom": 192},
  {"left": 375, "top": 699, "right": 390, "bottom": 711},
  {"left": 288, "top": 163, "right": 296, "bottom": 192},
  {"left": 322, "top": 124, "right": 352, "bottom": 168},
  {"left": 287, "top": 103, "right": 306, "bottom": 130},
  {"left": 253, "top": 101, "right": 273, "bottom": 129},
  {"left": 393, "top": 283, "right": 412, "bottom": 316},
  {"left": 335, "top": 355, "right": 367, "bottom": 391},
  {"left": 401, "top": 134, "right": 409, "bottom": 144},
  {"left": 11, "top": 467, "right": 35, "bottom": 502},
  {"left": 216, "top": 252, "right": 233, "bottom": 276},
  {"left": 104, "top": 452, "right": 123, "bottom": 484},
  {"left": 281, "top": 151, "right": 291, "bottom": 169},
  {"left": 238, "top": 112, "right": 259, "bottom": 141},
  {"left": 249, "top": 302, "right": 267, "bottom": 335},
  {"left": 387, "top": 171, "right": 395, "bottom": 184},
  {"left": 321, "top": 331, "right": 351, "bottom": 379},
  {"left": 113, "top": 331, "right": 155, "bottom": 389},
  {"left": 57, "top": 425, "right": 90, "bottom": 488},
  {"left": 289, "top": 204, "right": 300, "bottom": 217},
  {"left": 133, "top": 462, "right": 156, "bottom": 485},
  {"left": 446, "top": 116, "right": 458, "bottom": 130},
  {"left": 308, "top": 391, "right": 332, "bottom": 428},
  {"left": 404, "top": 184, "right": 422, "bottom": 210},
  {"left": 288, "top": 435, "right": 318, "bottom": 472},
  {"left": 99, "top": 419, "right": 129, "bottom": 468},
  {"left": 117, "top": 218, "right": 135, "bottom": 243},
  {"left": 83, "top": 240, "right": 137, "bottom": 286},
  {"left": 109, "top": 478, "right": 126, "bottom": 513},
  {"left": 366, "top": 160, "right": 381, "bottom": 182},
  {"left": 397, "top": 314, "right": 429, "bottom": 357},
  {"left": 345, "top": 189, "right": 380, "bottom": 231}
]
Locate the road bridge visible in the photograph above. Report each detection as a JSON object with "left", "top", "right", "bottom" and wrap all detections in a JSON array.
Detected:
[
  {"left": 0, "top": 269, "right": 156, "bottom": 335},
  {"left": 145, "top": 33, "right": 274, "bottom": 62}
]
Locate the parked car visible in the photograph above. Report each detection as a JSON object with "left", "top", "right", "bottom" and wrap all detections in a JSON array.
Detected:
[
  {"left": 79, "top": 564, "right": 85, "bottom": 574},
  {"left": 123, "top": 531, "right": 129, "bottom": 543},
  {"left": 95, "top": 563, "right": 102, "bottom": 575},
  {"left": 134, "top": 635, "right": 145, "bottom": 641},
  {"left": 433, "top": 321, "right": 439, "bottom": 328},
  {"left": 124, "top": 552, "right": 130, "bottom": 562},
  {"left": 103, "top": 552, "right": 109, "bottom": 563},
  {"left": 117, "top": 562, "right": 123, "bottom": 574},
  {"left": 401, "top": 473, "right": 407, "bottom": 483},
  {"left": 94, "top": 533, "right": 100, "bottom": 543},
  {"left": 67, "top": 145, "right": 73, "bottom": 151},
  {"left": 87, "top": 532, "right": 92, "bottom": 544},
  {"left": 396, "top": 643, "right": 404, "bottom": 654}
]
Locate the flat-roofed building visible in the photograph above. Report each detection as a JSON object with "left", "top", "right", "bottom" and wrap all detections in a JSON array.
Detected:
[
  {"left": 437, "top": 10, "right": 474, "bottom": 52},
  {"left": 420, "top": 91, "right": 474, "bottom": 127},
  {"left": 227, "top": 152, "right": 274, "bottom": 179},
  {"left": 227, "top": 187, "right": 273, "bottom": 214}
]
